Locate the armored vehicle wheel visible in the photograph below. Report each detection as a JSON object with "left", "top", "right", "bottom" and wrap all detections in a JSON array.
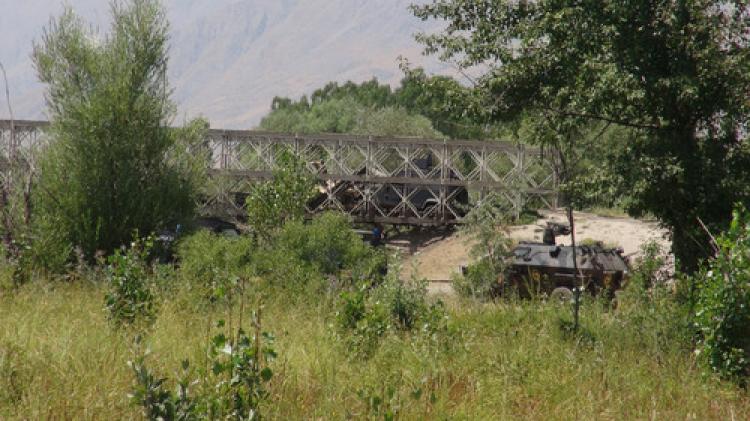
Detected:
[{"left": 550, "top": 287, "right": 574, "bottom": 303}]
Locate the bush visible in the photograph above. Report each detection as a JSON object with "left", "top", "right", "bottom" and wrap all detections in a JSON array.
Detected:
[
  {"left": 336, "top": 278, "right": 448, "bottom": 357},
  {"left": 104, "top": 237, "right": 158, "bottom": 328},
  {"left": 694, "top": 206, "right": 750, "bottom": 383},
  {"left": 130, "top": 314, "right": 275, "bottom": 420},
  {"left": 452, "top": 195, "right": 513, "bottom": 299},
  {"left": 246, "top": 152, "right": 316, "bottom": 241},
  {"left": 176, "top": 230, "right": 255, "bottom": 301},
  {"left": 452, "top": 257, "right": 500, "bottom": 299},
  {"left": 276, "top": 213, "right": 385, "bottom": 281},
  {"left": 627, "top": 241, "right": 671, "bottom": 291}
]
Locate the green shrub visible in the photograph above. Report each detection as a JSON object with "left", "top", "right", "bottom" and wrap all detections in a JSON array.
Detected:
[
  {"left": 130, "top": 314, "right": 275, "bottom": 420},
  {"left": 276, "top": 213, "right": 384, "bottom": 280},
  {"left": 252, "top": 247, "right": 320, "bottom": 292},
  {"left": 453, "top": 195, "right": 513, "bottom": 300},
  {"left": 129, "top": 356, "right": 196, "bottom": 421},
  {"left": 453, "top": 258, "right": 500, "bottom": 299},
  {"left": 375, "top": 279, "right": 433, "bottom": 331},
  {"left": 628, "top": 241, "right": 670, "bottom": 291},
  {"left": 336, "top": 286, "right": 390, "bottom": 356},
  {"left": 22, "top": 215, "right": 72, "bottom": 277},
  {"left": 176, "top": 230, "right": 254, "bottom": 300},
  {"left": 336, "top": 289, "right": 368, "bottom": 331},
  {"left": 246, "top": 152, "right": 316, "bottom": 241},
  {"left": 336, "top": 278, "right": 448, "bottom": 357},
  {"left": 204, "top": 318, "right": 276, "bottom": 419},
  {"left": 104, "top": 237, "right": 158, "bottom": 328},
  {"left": 694, "top": 206, "right": 750, "bottom": 383}
]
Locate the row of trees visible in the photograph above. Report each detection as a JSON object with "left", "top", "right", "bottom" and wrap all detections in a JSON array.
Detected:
[{"left": 261, "top": 69, "right": 490, "bottom": 139}]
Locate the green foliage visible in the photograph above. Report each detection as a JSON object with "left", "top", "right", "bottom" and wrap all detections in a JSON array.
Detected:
[
  {"left": 352, "top": 106, "right": 442, "bottom": 138},
  {"left": 694, "top": 206, "right": 750, "bottom": 383},
  {"left": 453, "top": 195, "right": 514, "bottom": 299},
  {"left": 31, "top": 0, "right": 204, "bottom": 261},
  {"left": 23, "top": 215, "right": 72, "bottom": 276},
  {"left": 336, "top": 278, "right": 448, "bottom": 357},
  {"left": 251, "top": 213, "right": 387, "bottom": 294},
  {"left": 265, "top": 74, "right": 494, "bottom": 139},
  {"left": 271, "top": 79, "right": 395, "bottom": 112},
  {"left": 130, "top": 314, "right": 275, "bottom": 420},
  {"left": 205, "top": 317, "right": 276, "bottom": 419},
  {"left": 453, "top": 257, "right": 500, "bottom": 300},
  {"left": 275, "top": 212, "right": 385, "bottom": 280},
  {"left": 246, "top": 152, "right": 316, "bottom": 240},
  {"left": 355, "top": 378, "right": 431, "bottom": 421},
  {"left": 176, "top": 230, "right": 254, "bottom": 300},
  {"left": 628, "top": 241, "right": 670, "bottom": 292},
  {"left": 396, "top": 66, "right": 489, "bottom": 139},
  {"left": 129, "top": 355, "right": 196, "bottom": 421},
  {"left": 412, "top": 0, "right": 750, "bottom": 271},
  {"left": 260, "top": 96, "right": 444, "bottom": 139},
  {"left": 104, "top": 236, "right": 158, "bottom": 328}
]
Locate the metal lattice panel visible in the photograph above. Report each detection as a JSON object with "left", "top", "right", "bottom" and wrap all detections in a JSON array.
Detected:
[{"left": 0, "top": 120, "right": 559, "bottom": 225}]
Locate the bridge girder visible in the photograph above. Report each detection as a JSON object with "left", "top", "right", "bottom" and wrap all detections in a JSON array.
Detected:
[{"left": 1, "top": 119, "right": 559, "bottom": 225}]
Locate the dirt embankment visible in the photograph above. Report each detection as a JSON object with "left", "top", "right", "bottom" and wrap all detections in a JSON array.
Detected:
[{"left": 396, "top": 210, "right": 670, "bottom": 283}]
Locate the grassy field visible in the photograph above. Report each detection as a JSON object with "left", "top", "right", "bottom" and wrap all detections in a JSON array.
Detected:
[{"left": 1, "top": 278, "right": 748, "bottom": 420}]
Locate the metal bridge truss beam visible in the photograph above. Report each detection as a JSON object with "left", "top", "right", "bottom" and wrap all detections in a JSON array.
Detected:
[
  {"left": 0, "top": 120, "right": 558, "bottom": 225},
  {"left": 206, "top": 129, "right": 558, "bottom": 225}
]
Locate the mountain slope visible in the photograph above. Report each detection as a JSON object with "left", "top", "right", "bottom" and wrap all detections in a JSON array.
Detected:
[{"left": 0, "top": 0, "right": 449, "bottom": 128}]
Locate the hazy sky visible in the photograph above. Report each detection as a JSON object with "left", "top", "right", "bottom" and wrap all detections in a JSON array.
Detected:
[{"left": 0, "top": 0, "right": 447, "bottom": 128}]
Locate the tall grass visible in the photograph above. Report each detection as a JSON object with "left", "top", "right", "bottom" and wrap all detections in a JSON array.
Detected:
[{"left": 1, "top": 279, "right": 748, "bottom": 420}]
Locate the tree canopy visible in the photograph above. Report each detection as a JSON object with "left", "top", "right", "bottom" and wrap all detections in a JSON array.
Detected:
[
  {"left": 413, "top": 0, "right": 750, "bottom": 271},
  {"left": 32, "top": 0, "right": 204, "bottom": 261},
  {"left": 262, "top": 73, "right": 489, "bottom": 139}
]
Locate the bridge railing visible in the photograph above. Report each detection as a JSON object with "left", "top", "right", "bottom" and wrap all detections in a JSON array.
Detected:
[{"left": 0, "top": 119, "right": 559, "bottom": 225}]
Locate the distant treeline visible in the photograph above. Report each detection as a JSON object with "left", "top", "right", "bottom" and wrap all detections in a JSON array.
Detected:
[{"left": 259, "top": 69, "right": 494, "bottom": 140}]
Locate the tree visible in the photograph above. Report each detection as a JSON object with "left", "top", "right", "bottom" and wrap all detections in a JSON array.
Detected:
[
  {"left": 396, "top": 66, "right": 490, "bottom": 139},
  {"left": 259, "top": 97, "right": 444, "bottom": 138},
  {"left": 261, "top": 74, "right": 495, "bottom": 139},
  {"left": 245, "top": 152, "right": 316, "bottom": 241},
  {"left": 32, "top": 0, "right": 203, "bottom": 260},
  {"left": 412, "top": 1, "right": 750, "bottom": 271}
]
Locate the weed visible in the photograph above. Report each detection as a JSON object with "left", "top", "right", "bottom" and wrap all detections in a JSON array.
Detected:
[
  {"left": 104, "top": 236, "right": 158, "bottom": 328},
  {"left": 336, "top": 278, "right": 449, "bottom": 358},
  {"left": 130, "top": 311, "right": 275, "bottom": 420}
]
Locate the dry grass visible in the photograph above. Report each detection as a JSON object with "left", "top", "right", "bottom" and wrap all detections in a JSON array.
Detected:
[{"left": 1, "top": 281, "right": 749, "bottom": 420}]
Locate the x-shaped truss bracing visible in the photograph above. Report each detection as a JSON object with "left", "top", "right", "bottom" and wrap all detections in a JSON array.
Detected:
[{"left": 0, "top": 121, "right": 559, "bottom": 225}]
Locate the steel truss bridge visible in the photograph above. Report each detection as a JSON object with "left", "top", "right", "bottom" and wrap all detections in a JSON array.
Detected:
[{"left": 1, "top": 119, "right": 559, "bottom": 225}]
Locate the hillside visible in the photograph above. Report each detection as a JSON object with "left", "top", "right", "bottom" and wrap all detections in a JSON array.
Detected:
[{"left": 0, "top": 0, "right": 449, "bottom": 128}]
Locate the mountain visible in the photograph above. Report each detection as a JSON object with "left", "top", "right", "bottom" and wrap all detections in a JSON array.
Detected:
[{"left": 0, "top": 0, "right": 451, "bottom": 128}]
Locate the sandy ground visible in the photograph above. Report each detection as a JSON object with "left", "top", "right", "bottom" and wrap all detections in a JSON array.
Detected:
[{"left": 395, "top": 210, "right": 670, "bottom": 290}]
